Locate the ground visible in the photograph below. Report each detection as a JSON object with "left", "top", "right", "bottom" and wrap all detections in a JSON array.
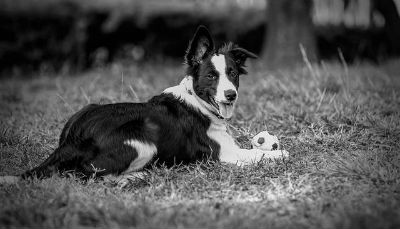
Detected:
[{"left": 0, "top": 60, "right": 399, "bottom": 228}]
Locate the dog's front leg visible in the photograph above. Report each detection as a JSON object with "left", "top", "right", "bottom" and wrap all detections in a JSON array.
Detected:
[
  {"left": 209, "top": 125, "right": 289, "bottom": 166},
  {"left": 217, "top": 132, "right": 289, "bottom": 166}
]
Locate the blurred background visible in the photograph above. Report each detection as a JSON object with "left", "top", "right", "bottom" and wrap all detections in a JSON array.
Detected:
[{"left": 0, "top": 0, "right": 399, "bottom": 76}]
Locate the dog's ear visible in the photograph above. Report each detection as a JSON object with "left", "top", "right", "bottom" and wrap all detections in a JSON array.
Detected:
[
  {"left": 185, "top": 25, "right": 214, "bottom": 66},
  {"left": 230, "top": 48, "right": 258, "bottom": 67},
  {"left": 229, "top": 48, "right": 257, "bottom": 75}
]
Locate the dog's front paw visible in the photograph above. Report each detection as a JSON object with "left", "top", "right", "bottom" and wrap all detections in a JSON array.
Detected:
[{"left": 251, "top": 131, "right": 280, "bottom": 151}]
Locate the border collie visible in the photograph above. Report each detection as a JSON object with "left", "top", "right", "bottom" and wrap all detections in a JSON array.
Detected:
[{"left": 1, "top": 26, "right": 288, "bottom": 185}]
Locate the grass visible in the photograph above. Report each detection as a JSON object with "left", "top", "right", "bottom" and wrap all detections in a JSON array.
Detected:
[{"left": 0, "top": 60, "right": 400, "bottom": 228}]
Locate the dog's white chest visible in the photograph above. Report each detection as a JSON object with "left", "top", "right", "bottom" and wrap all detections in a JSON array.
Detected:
[{"left": 206, "top": 122, "right": 241, "bottom": 163}]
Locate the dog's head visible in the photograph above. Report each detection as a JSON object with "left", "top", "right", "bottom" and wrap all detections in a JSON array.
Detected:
[{"left": 185, "top": 26, "right": 257, "bottom": 119}]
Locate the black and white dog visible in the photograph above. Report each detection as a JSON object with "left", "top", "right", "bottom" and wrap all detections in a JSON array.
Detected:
[{"left": 2, "top": 26, "right": 288, "bottom": 185}]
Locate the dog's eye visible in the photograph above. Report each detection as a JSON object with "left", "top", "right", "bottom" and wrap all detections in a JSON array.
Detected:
[
  {"left": 230, "top": 70, "right": 238, "bottom": 78},
  {"left": 207, "top": 74, "right": 217, "bottom": 80}
]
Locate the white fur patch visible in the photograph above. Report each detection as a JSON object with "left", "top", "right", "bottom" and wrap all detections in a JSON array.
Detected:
[
  {"left": 206, "top": 122, "right": 240, "bottom": 163},
  {"left": 211, "top": 54, "right": 237, "bottom": 102},
  {"left": 123, "top": 140, "right": 157, "bottom": 172}
]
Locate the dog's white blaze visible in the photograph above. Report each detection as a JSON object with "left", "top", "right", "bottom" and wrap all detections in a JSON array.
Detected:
[
  {"left": 211, "top": 54, "right": 237, "bottom": 102},
  {"left": 124, "top": 139, "right": 157, "bottom": 171}
]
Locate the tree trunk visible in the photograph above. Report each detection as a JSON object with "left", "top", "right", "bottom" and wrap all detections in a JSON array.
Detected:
[
  {"left": 263, "top": 0, "right": 317, "bottom": 68},
  {"left": 372, "top": 0, "right": 400, "bottom": 57}
]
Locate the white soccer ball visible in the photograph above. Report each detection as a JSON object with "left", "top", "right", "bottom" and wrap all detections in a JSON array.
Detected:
[{"left": 251, "top": 131, "right": 280, "bottom": 151}]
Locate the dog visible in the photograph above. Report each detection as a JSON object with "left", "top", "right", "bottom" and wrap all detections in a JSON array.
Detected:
[{"left": 0, "top": 26, "right": 288, "bottom": 185}]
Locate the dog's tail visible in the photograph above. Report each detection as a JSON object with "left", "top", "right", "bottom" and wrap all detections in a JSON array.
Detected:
[
  {"left": 21, "top": 146, "right": 74, "bottom": 180},
  {"left": 0, "top": 146, "right": 71, "bottom": 185}
]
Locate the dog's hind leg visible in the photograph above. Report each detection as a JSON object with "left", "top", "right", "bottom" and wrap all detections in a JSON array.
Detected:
[
  {"left": 90, "top": 140, "right": 157, "bottom": 188},
  {"left": 77, "top": 144, "right": 138, "bottom": 178},
  {"left": 85, "top": 139, "right": 156, "bottom": 177}
]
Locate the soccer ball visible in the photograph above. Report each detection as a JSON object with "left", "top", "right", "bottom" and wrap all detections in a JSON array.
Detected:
[{"left": 251, "top": 131, "right": 280, "bottom": 151}]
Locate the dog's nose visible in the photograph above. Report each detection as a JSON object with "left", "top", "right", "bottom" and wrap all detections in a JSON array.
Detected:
[
  {"left": 272, "top": 143, "right": 278, "bottom": 150},
  {"left": 224, "top": 90, "right": 237, "bottom": 101}
]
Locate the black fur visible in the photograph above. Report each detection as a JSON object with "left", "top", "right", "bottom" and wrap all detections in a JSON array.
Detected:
[
  {"left": 218, "top": 42, "right": 258, "bottom": 76},
  {"left": 21, "top": 25, "right": 255, "bottom": 180},
  {"left": 23, "top": 95, "right": 220, "bottom": 179}
]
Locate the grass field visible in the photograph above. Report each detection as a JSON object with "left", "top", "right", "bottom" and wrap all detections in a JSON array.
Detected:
[{"left": 0, "top": 60, "right": 399, "bottom": 228}]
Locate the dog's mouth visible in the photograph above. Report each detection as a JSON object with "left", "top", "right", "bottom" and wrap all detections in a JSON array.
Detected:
[{"left": 209, "top": 96, "right": 235, "bottom": 119}]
